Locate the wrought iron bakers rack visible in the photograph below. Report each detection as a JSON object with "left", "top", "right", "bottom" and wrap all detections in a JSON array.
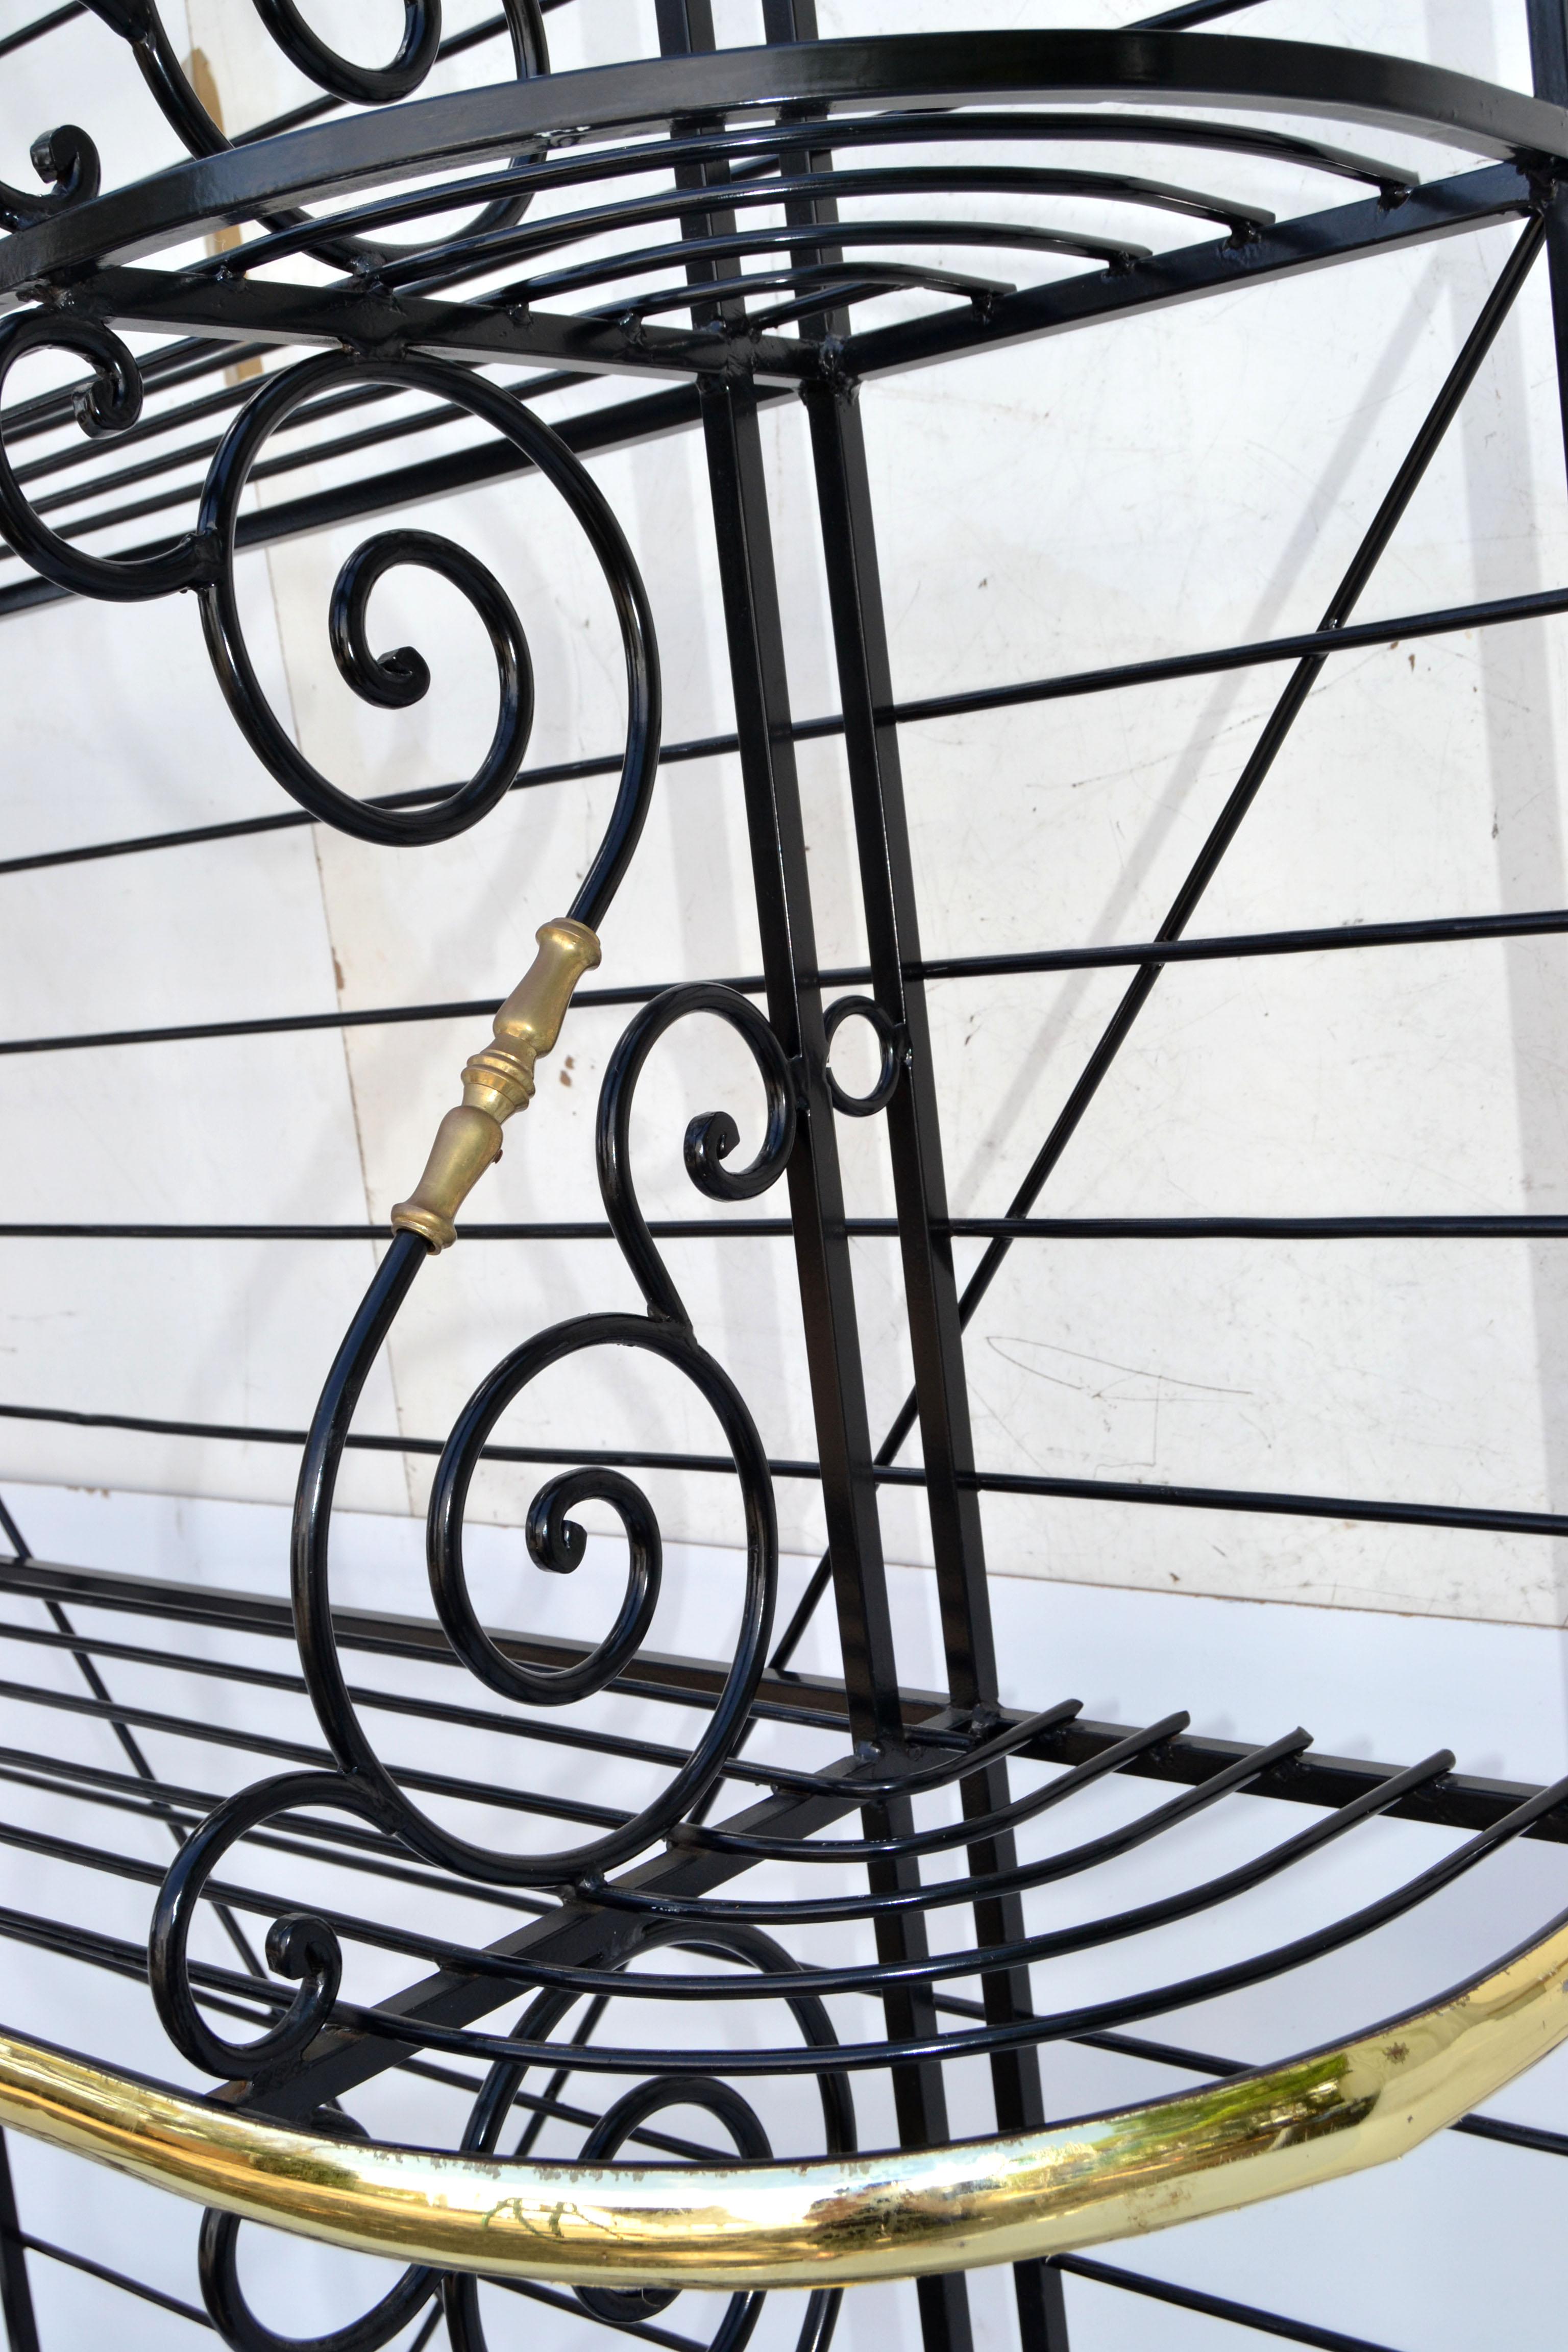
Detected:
[{"left": 2, "top": 2, "right": 1568, "bottom": 2345}]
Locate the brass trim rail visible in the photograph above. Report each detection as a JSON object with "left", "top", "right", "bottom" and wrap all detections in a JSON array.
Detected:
[{"left": 4, "top": 1913, "right": 1566, "bottom": 2290}]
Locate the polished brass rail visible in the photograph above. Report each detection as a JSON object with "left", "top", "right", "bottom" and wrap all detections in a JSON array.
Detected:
[{"left": 3, "top": 1912, "right": 1566, "bottom": 2290}]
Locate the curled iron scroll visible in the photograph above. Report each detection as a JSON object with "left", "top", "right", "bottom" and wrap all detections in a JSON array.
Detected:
[
  {"left": 76, "top": 0, "right": 549, "bottom": 267},
  {"left": 0, "top": 125, "right": 100, "bottom": 232},
  {"left": 285, "top": 981, "right": 797, "bottom": 1886},
  {"left": 187, "top": 1922, "right": 851, "bottom": 2352},
  {"left": 823, "top": 992, "right": 905, "bottom": 1117},
  {"left": 443, "top": 1922, "right": 852, "bottom": 2352},
  {"left": 0, "top": 328, "right": 659, "bottom": 856}
]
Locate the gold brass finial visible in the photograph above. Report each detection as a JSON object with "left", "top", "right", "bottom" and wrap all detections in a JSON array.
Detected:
[{"left": 390, "top": 917, "right": 601, "bottom": 1250}]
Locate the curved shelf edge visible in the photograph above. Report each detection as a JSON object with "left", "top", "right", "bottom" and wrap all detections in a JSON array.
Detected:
[
  {"left": 3, "top": 32, "right": 1568, "bottom": 296},
  {"left": 1, "top": 1910, "right": 1565, "bottom": 2289}
]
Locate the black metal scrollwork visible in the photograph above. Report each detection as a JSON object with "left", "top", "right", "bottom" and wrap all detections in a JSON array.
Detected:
[
  {"left": 186, "top": 1922, "right": 848, "bottom": 2352},
  {"left": 0, "top": 332, "right": 658, "bottom": 849},
  {"left": 0, "top": 315, "right": 213, "bottom": 601},
  {"left": 823, "top": 992, "right": 905, "bottom": 1117},
  {"left": 600, "top": 982, "right": 799, "bottom": 1324},
  {"left": 442, "top": 1922, "right": 851, "bottom": 2352},
  {"left": 148, "top": 984, "right": 804, "bottom": 2089},
  {"left": 284, "top": 982, "right": 793, "bottom": 1888},
  {"left": 249, "top": 0, "right": 442, "bottom": 107},
  {"left": 200, "top": 2191, "right": 436, "bottom": 2352},
  {"left": 74, "top": 0, "right": 548, "bottom": 267},
  {"left": 0, "top": 125, "right": 100, "bottom": 233},
  {"left": 149, "top": 1768, "right": 364, "bottom": 2084}
]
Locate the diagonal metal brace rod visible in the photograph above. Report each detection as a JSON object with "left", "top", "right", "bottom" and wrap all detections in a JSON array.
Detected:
[
  {"left": 0, "top": 1491, "right": 265, "bottom": 1983},
  {"left": 774, "top": 207, "right": 1548, "bottom": 1670}
]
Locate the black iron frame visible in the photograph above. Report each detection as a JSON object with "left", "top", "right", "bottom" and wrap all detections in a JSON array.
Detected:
[{"left": 2, "top": 5, "right": 1568, "bottom": 2349}]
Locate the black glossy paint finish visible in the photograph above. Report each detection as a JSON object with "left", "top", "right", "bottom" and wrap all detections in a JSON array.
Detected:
[{"left": 0, "top": 12, "right": 1566, "bottom": 2352}]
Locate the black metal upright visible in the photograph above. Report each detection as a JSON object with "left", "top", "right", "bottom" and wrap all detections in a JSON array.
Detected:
[
  {"left": 656, "top": 9, "right": 976, "bottom": 2344},
  {"left": 1530, "top": 0, "right": 1568, "bottom": 473},
  {"left": 0, "top": 2134, "right": 37, "bottom": 2352}
]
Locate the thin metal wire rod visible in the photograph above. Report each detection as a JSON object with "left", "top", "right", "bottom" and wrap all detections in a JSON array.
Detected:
[
  {"left": 0, "top": 1499, "right": 27, "bottom": 1566},
  {"left": 936, "top": 1214, "right": 1568, "bottom": 1238},
  {"left": 0, "top": 4, "right": 86, "bottom": 62},
  {"left": 0, "top": 1611, "right": 836, "bottom": 1792},
  {"left": 209, "top": 1767, "right": 1568, "bottom": 2078},
  {"left": 4, "top": 1212, "right": 1568, "bottom": 1244},
  {"left": 1050, "top": 2253, "right": 1399, "bottom": 2352},
  {"left": 0, "top": 2130, "right": 38, "bottom": 2352},
  {"left": 4, "top": 1397, "right": 1565, "bottom": 1541},
  {"left": 925, "top": 1464, "right": 1568, "bottom": 1537},
  {"left": 0, "top": 727, "right": 744, "bottom": 880},
  {"left": 773, "top": 207, "right": 1549, "bottom": 1674},
  {"left": 11, "top": 2230, "right": 212, "bottom": 2331},
  {"left": 7, "top": 364, "right": 583, "bottom": 543},
  {"left": 1135, "top": 1, "right": 1273, "bottom": 27},
  {"left": 7, "top": 901, "right": 1568, "bottom": 1060},
  {"left": 1452, "top": 2112, "right": 1568, "bottom": 2157},
  {"left": 0, "top": 340, "right": 271, "bottom": 450},
  {"left": 1, "top": 1497, "right": 265, "bottom": 1975},
  {"left": 6, "top": 566, "right": 1568, "bottom": 878},
  {"left": 0, "top": 1669, "right": 635, "bottom": 1827},
  {"left": 0, "top": 1755, "right": 562, "bottom": 1918}
]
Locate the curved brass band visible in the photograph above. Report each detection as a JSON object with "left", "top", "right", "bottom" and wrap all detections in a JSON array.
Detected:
[
  {"left": 391, "top": 917, "right": 601, "bottom": 1250},
  {"left": 3, "top": 1914, "right": 1566, "bottom": 2290}
]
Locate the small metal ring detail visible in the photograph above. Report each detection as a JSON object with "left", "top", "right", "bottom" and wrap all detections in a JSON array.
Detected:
[{"left": 823, "top": 995, "right": 905, "bottom": 1117}]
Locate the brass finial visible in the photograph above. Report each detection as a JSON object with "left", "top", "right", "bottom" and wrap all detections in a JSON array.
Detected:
[{"left": 390, "top": 917, "right": 601, "bottom": 1250}]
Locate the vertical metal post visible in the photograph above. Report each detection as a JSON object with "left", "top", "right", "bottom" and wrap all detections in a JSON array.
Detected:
[
  {"left": 655, "top": 9, "right": 974, "bottom": 2346},
  {"left": 0, "top": 2135, "right": 39, "bottom": 2352},
  {"left": 653, "top": 0, "right": 905, "bottom": 1743},
  {"left": 1528, "top": 0, "right": 1568, "bottom": 475},
  {"left": 793, "top": 178, "right": 1073, "bottom": 2352},
  {"left": 760, "top": 9, "right": 1066, "bottom": 2341}
]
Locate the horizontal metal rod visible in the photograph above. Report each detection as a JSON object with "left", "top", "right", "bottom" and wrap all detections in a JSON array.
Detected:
[
  {"left": 1050, "top": 2252, "right": 1398, "bottom": 2352},
  {"left": 4, "top": 1399, "right": 1564, "bottom": 1539},
  {"left": 5, "top": 568, "right": 1566, "bottom": 867},
  {"left": 0, "top": 5, "right": 85, "bottom": 62},
  {"left": 2, "top": 904, "right": 1563, "bottom": 1055},
  {"left": 0, "top": 1214, "right": 1563, "bottom": 1242},
  {"left": 2, "top": 1552, "right": 1559, "bottom": 1842},
  {"left": 1135, "top": 2, "right": 1269, "bottom": 26},
  {"left": 0, "top": 1668, "right": 629, "bottom": 1828},
  {"left": 843, "top": 160, "right": 1535, "bottom": 380},
  {"left": 10, "top": 2228, "right": 211, "bottom": 2333}
]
